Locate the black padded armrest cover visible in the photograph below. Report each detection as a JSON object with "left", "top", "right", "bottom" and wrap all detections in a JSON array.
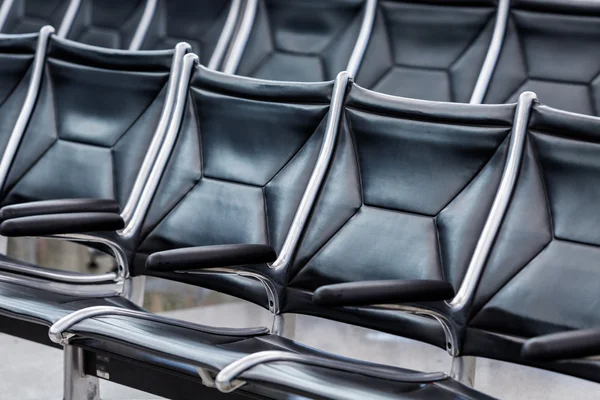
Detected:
[
  {"left": 0, "top": 199, "right": 120, "bottom": 222},
  {"left": 0, "top": 212, "right": 124, "bottom": 237},
  {"left": 146, "top": 244, "right": 277, "bottom": 272},
  {"left": 312, "top": 280, "right": 455, "bottom": 307},
  {"left": 522, "top": 328, "right": 600, "bottom": 362}
]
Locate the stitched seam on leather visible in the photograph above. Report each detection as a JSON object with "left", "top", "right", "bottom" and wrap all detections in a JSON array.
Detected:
[
  {"left": 433, "top": 217, "right": 446, "bottom": 282},
  {"left": 3, "top": 140, "right": 57, "bottom": 196},
  {"left": 319, "top": 7, "right": 363, "bottom": 55},
  {"left": 346, "top": 115, "right": 364, "bottom": 206},
  {"left": 588, "top": 86, "right": 598, "bottom": 116},
  {"left": 502, "top": 18, "right": 530, "bottom": 103},
  {"left": 528, "top": 134, "right": 555, "bottom": 238},
  {"left": 247, "top": 52, "right": 274, "bottom": 78},
  {"left": 448, "top": 13, "right": 494, "bottom": 70},
  {"left": 0, "top": 62, "right": 33, "bottom": 108},
  {"left": 262, "top": 187, "right": 271, "bottom": 246}
]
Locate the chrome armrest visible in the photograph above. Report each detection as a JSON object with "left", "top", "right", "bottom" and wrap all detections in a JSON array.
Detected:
[
  {"left": 49, "top": 305, "right": 269, "bottom": 345},
  {"left": 215, "top": 350, "right": 448, "bottom": 393}
]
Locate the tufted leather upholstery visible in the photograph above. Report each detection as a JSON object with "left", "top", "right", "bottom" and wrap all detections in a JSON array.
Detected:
[
  {"left": 0, "top": 36, "right": 174, "bottom": 211},
  {"left": 233, "top": 0, "right": 364, "bottom": 82},
  {"left": 484, "top": 0, "right": 600, "bottom": 116},
  {"left": 464, "top": 103, "right": 600, "bottom": 382},
  {"left": 134, "top": 64, "right": 334, "bottom": 302},
  {"left": 65, "top": 0, "right": 147, "bottom": 49},
  {"left": 140, "top": 0, "right": 233, "bottom": 66},
  {"left": 0, "top": 34, "right": 37, "bottom": 159},
  {"left": 356, "top": 0, "right": 497, "bottom": 102},
  {"left": 0, "top": 0, "right": 70, "bottom": 34}
]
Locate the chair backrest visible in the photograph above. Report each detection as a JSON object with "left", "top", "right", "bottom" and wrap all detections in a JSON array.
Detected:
[
  {"left": 134, "top": 64, "right": 335, "bottom": 302},
  {"left": 286, "top": 83, "right": 516, "bottom": 346},
  {"left": 0, "top": 36, "right": 174, "bottom": 211},
  {"left": 467, "top": 103, "right": 600, "bottom": 382},
  {"left": 228, "top": 0, "right": 364, "bottom": 82},
  {"left": 65, "top": 0, "right": 147, "bottom": 49},
  {"left": 355, "top": 0, "right": 498, "bottom": 102},
  {"left": 0, "top": 33, "right": 38, "bottom": 159},
  {"left": 0, "top": 0, "right": 71, "bottom": 34},
  {"left": 484, "top": 0, "right": 600, "bottom": 116},
  {"left": 140, "top": 0, "right": 235, "bottom": 67}
]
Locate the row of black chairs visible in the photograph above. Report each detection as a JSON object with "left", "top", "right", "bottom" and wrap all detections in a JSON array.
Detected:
[
  {"left": 0, "top": 23, "right": 598, "bottom": 399},
  {"left": 1, "top": 0, "right": 600, "bottom": 118}
]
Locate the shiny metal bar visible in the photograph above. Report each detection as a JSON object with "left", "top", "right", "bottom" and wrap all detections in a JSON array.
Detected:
[
  {"left": 222, "top": 0, "right": 258, "bottom": 74},
  {"left": 56, "top": 0, "right": 81, "bottom": 38},
  {"left": 450, "top": 356, "right": 477, "bottom": 388},
  {"left": 0, "top": 25, "right": 55, "bottom": 192},
  {"left": 215, "top": 350, "right": 448, "bottom": 393},
  {"left": 0, "top": 0, "right": 15, "bottom": 32},
  {"left": 120, "top": 42, "right": 191, "bottom": 228},
  {"left": 469, "top": 0, "right": 510, "bottom": 104},
  {"left": 121, "top": 52, "right": 198, "bottom": 240},
  {"left": 345, "top": 0, "right": 377, "bottom": 77},
  {"left": 449, "top": 91, "right": 537, "bottom": 312},
  {"left": 64, "top": 345, "right": 100, "bottom": 400},
  {"left": 128, "top": 0, "right": 158, "bottom": 51},
  {"left": 208, "top": 0, "right": 243, "bottom": 70}
]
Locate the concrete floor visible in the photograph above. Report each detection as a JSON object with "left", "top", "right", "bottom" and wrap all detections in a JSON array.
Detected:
[{"left": 1, "top": 239, "right": 599, "bottom": 399}]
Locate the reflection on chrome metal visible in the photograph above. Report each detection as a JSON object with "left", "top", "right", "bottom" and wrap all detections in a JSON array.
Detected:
[
  {"left": 270, "top": 313, "right": 296, "bottom": 338},
  {"left": 469, "top": 0, "right": 510, "bottom": 104},
  {"left": 63, "top": 345, "right": 100, "bottom": 400},
  {"left": 449, "top": 92, "right": 536, "bottom": 313},
  {"left": 208, "top": 0, "right": 242, "bottom": 70},
  {"left": 270, "top": 71, "right": 351, "bottom": 273},
  {"left": 222, "top": 0, "right": 258, "bottom": 74},
  {"left": 346, "top": 0, "right": 377, "bottom": 77},
  {"left": 57, "top": 0, "right": 82, "bottom": 38},
  {"left": 0, "top": 0, "right": 15, "bottom": 32},
  {"left": 121, "top": 52, "right": 197, "bottom": 240},
  {"left": 215, "top": 350, "right": 448, "bottom": 393},
  {"left": 450, "top": 356, "right": 477, "bottom": 388},
  {"left": 120, "top": 42, "right": 191, "bottom": 229},
  {"left": 128, "top": 0, "right": 158, "bottom": 51},
  {"left": 49, "top": 305, "right": 269, "bottom": 345},
  {"left": 0, "top": 26, "right": 54, "bottom": 193},
  {"left": 196, "top": 368, "right": 216, "bottom": 388}
]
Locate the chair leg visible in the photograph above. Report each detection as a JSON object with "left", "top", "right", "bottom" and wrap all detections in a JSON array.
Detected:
[
  {"left": 271, "top": 314, "right": 296, "bottom": 339},
  {"left": 64, "top": 345, "right": 100, "bottom": 400},
  {"left": 450, "top": 355, "right": 477, "bottom": 388}
]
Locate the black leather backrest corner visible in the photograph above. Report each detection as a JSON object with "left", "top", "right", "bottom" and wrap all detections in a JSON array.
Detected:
[
  {"left": 235, "top": 0, "right": 363, "bottom": 82},
  {"left": 289, "top": 84, "right": 515, "bottom": 296},
  {"left": 484, "top": 0, "right": 600, "bottom": 116},
  {"left": 355, "top": 0, "right": 496, "bottom": 102},
  {"left": 1, "top": 0, "right": 71, "bottom": 34},
  {"left": 134, "top": 65, "right": 333, "bottom": 287},
  {"left": 471, "top": 104, "right": 600, "bottom": 340},
  {"left": 0, "top": 33, "right": 38, "bottom": 160},
  {"left": 0, "top": 36, "right": 174, "bottom": 208},
  {"left": 141, "top": 0, "right": 232, "bottom": 66},
  {"left": 66, "top": 0, "right": 147, "bottom": 49}
]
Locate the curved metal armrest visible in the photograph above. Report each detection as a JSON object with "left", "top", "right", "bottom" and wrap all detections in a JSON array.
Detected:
[
  {"left": 49, "top": 305, "right": 269, "bottom": 345},
  {"left": 522, "top": 328, "right": 600, "bottom": 362},
  {"left": 215, "top": 350, "right": 448, "bottom": 393}
]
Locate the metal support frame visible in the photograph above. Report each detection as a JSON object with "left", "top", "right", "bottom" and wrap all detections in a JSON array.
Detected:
[
  {"left": 0, "top": 0, "right": 15, "bottom": 32},
  {"left": 346, "top": 0, "right": 377, "bottom": 77},
  {"left": 64, "top": 345, "right": 100, "bottom": 400},
  {"left": 56, "top": 0, "right": 81, "bottom": 38},
  {"left": 270, "top": 314, "right": 296, "bottom": 338},
  {"left": 129, "top": 0, "right": 158, "bottom": 50},
  {"left": 222, "top": 0, "right": 258, "bottom": 74},
  {"left": 208, "top": 0, "right": 243, "bottom": 70},
  {"left": 450, "top": 356, "right": 477, "bottom": 388}
]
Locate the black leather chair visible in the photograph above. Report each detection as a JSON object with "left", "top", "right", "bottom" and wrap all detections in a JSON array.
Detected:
[
  {"left": 484, "top": 0, "right": 600, "bottom": 115},
  {"left": 0, "top": 0, "right": 72, "bottom": 34},
  {"left": 139, "top": 0, "right": 238, "bottom": 68},
  {"left": 223, "top": 0, "right": 365, "bottom": 82},
  {"left": 355, "top": 0, "right": 498, "bottom": 102}
]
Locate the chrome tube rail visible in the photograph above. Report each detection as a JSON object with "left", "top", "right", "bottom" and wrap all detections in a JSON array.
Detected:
[
  {"left": 208, "top": 0, "right": 243, "bottom": 70},
  {"left": 222, "top": 0, "right": 258, "bottom": 74},
  {"left": 346, "top": 0, "right": 377, "bottom": 77},
  {"left": 469, "top": 0, "right": 510, "bottom": 104},
  {"left": 0, "top": 0, "right": 15, "bottom": 32},
  {"left": 56, "top": 0, "right": 82, "bottom": 38},
  {"left": 215, "top": 350, "right": 448, "bottom": 393},
  {"left": 129, "top": 0, "right": 158, "bottom": 51},
  {"left": 49, "top": 305, "right": 269, "bottom": 345},
  {"left": 449, "top": 91, "right": 537, "bottom": 313}
]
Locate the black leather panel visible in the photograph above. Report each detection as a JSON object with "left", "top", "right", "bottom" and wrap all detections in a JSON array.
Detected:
[
  {"left": 468, "top": 105, "right": 600, "bottom": 380},
  {"left": 1, "top": 0, "right": 70, "bottom": 34},
  {"left": 484, "top": 1, "right": 600, "bottom": 116},
  {"left": 0, "top": 37, "right": 173, "bottom": 211},
  {"left": 356, "top": 0, "right": 495, "bottom": 102},
  {"left": 0, "top": 198, "right": 120, "bottom": 221},
  {"left": 0, "top": 212, "right": 124, "bottom": 236},
  {"left": 66, "top": 0, "right": 146, "bottom": 49},
  {"left": 235, "top": 0, "right": 363, "bottom": 82},
  {"left": 141, "top": 0, "right": 232, "bottom": 65}
]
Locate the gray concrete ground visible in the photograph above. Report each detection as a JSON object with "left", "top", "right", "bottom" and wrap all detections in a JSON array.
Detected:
[{"left": 1, "top": 239, "right": 599, "bottom": 399}]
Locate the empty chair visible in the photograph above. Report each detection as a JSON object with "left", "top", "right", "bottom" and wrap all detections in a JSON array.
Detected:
[
  {"left": 355, "top": 0, "right": 499, "bottom": 102},
  {"left": 0, "top": 0, "right": 71, "bottom": 34},
  {"left": 484, "top": 0, "right": 600, "bottom": 115},
  {"left": 140, "top": 0, "right": 238, "bottom": 68},
  {"left": 224, "top": 0, "right": 365, "bottom": 82}
]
